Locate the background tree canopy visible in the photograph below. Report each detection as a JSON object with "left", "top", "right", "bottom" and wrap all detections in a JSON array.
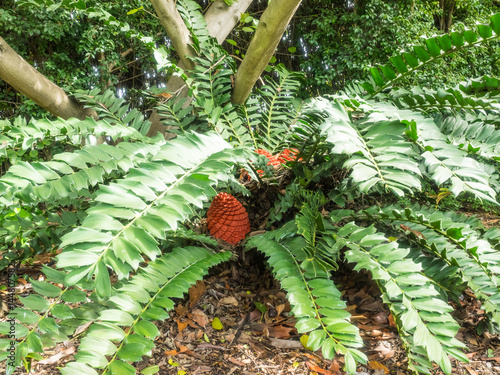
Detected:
[{"left": 1, "top": 0, "right": 498, "bottom": 117}]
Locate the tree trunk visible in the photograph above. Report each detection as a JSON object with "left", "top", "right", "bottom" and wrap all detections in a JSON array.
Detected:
[
  {"left": 149, "top": 0, "right": 197, "bottom": 71},
  {"left": 147, "top": 0, "right": 255, "bottom": 137},
  {"left": 0, "top": 36, "right": 97, "bottom": 120},
  {"left": 231, "top": 0, "right": 302, "bottom": 105},
  {"left": 205, "top": 0, "right": 255, "bottom": 44},
  {"left": 162, "top": 0, "right": 255, "bottom": 95}
]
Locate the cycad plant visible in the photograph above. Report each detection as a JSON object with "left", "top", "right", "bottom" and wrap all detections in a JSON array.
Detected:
[{"left": 1, "top": 8, "right": 500, "bottom": 375}]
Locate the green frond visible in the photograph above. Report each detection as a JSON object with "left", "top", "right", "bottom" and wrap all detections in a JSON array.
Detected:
[
  {"left": 1, "top": 266, "right": 101, "bottom": 374},
  {"left": 316, "top": 98, "right": 422, "bottom": 196},
  {"left": 246, "top": 233, "right": 366, "bottom": 374},
  {"left": 387, "top": 85, "right": 500, "bottom": 113},
  {"left": 334, "top": 205, "right": 500, "bottom": 332},
  {"left": 63, "top": 247, "right": 230, "bottom": 375},
  {"left": 0, "top": 115, "right": 154, "bottom": 166},
  {"left": 459, "top": 75, "right": 500, "bottom": 97},
  {"left": 176, "top": 0, "right": 211, "bottom": 52},
  {"left": 72, "top": 89, "right": 153, "bottom": 135},
  {"left": 245, "top": 65, "right": 304, "bottom": 152},
  {"left": 332, "top": 219, "right": 465, "bottom": 375},
  {"left": 341, "top": 99, "right": 499, "bottom": 203},
  {"left": 56, "top": 132, "right": 249, "bottom": 296},
  {"left": 435, "top": 113, "right": 500, "bottom": 161},
  {"left": 5, "top": 248, "right": 230, "bottom": 375},
  {"left": 153, "top": 94, "right": 198, "bottom": 135},
  {"left": 365, "top": 13, "right": 500, "bottom": 97},
  {"left": 0, "top": 140, "right": 163, "bottom": 205}
]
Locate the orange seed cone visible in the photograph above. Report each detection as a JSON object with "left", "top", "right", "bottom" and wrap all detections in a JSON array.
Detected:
[{"left": 207, "top": 192, "right": 250, "bottom": 245}]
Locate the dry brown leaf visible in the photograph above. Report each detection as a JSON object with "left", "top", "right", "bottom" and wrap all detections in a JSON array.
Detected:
[
  {"left": 176, "top": 319, "right": 188, "bottom": 333},
  {"left": 328, "top": 359, "right": 340, "bottom": 373},
  {"left": 228, "top": 357, "right": 245, "bottom": 366},
  {"left": 249, "top": 308, "right": 262, "bottom": 322},
  {"left": 268, "top": 325, "right": 294, "bottom": 339},
  {"left": 189, "top": 309, "right": 209, "bottom": 328},
  {"left": 189, "top": 280, "right": 206, "bottom": 308},
  {"left": 166, "top": 345, "right": 195, "bottom": 357},
  {"left": 480, "top": 357, "right": 500, "bottom": 362},
  {"left": 156, "top": 92, "right": 172, "bottom": 99},
  {"left": 368, "top": 360, "right": 389, "bottom": 374},
  {"left": 464, "top": 365, "right": 479, "bottom": 375},
  {"left": 175, "top": 303, "right": 188, "bottom": 317},
  {"left": 219, "top": 296, "right": 238, "bottom": 306},
  {"left": 388, "top": 313, "right": 396, "bottom": 328},
  {"left": 38, "top": 346, "right": 75, "bottom": 365},
  {"left": 276, "top": 303, "right": 286, "bottom": 316},
  {"left": 73, "top": 321, "right": 93, "bottom": 336},
  {"left": 373, "top": 341, "right": 395, "bottom": 361},
  {"left": 268, "top": 338, "right": 303, "bottom": 349},
  {"left": 372, "top": 311, "right": 389, "bottom": 324},
  {"left": 305, "top": 361, "right": 334, "bottom": 375},
  {"left": 400, "top": 224, "right": 425, "bottom": 239}
]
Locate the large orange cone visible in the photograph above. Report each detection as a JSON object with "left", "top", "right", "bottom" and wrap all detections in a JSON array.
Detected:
[{"left": 207, "top": 193, "right": 250, "bottom": 245}]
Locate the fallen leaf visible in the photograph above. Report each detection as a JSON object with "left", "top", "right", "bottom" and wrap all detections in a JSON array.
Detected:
[
  {"left": 372, "top": 311, "right": 389, "bottom": 324},
  {"left": 228, "top": 357, "right": 245, "bottom": 366},
  {"left": 276, "top": 303, "right": 286, "bottom": 316},
  {"left": 480, "top": 356, "right": 500, "bottom": 362},
  {"left": 38, "top": 346, "right": 75, "bottom": 365},
  {"left": 249, "top": 308, "right": 263, "bottom": 322},
  {"left": 268, "top": 325, "right": 295, "bottom": 339},
  {"left": 176, "top": 319, "right": 188, "bottom": 333},
  {"left": 73, "top": 321, "right": 93, "bottom": 336},
  {"left": 165, "top": 345, "right": 195, "bottom": 357},
  {"left": 269, "top": 338, "right": 303, "bottom": 349},
  {"left": 306, "top": 361, "right": 334, "bottom": 375},
  {"left": 189, "top": 309, "right": 209, "bottom": 328},
  {"left": 189, "top": 280, "right": 206, "bottom": 308},
  {"left": 388, "top": 313, "right": 396, "bottom": 328},
  {"left": 219, "top": 296, "right": 238, "bottom": 306},
  {"left": 368, "top": 360, "right": 389, "bottom": 373},
  {"left": 300, "top": 334, "right": 312, "bottom": 350},
  {"left": 156, "top": 92, "right": 172, "bottom": 99},
  {"left": 328, "top": 359, "right": 340, "bottom": 373},
  {"left": 464, "top": 365, "right": 479, "bottom": 375},
  {"left": 373, "top": 341, "right": 395, "bottom": 361},
  {"left": 175, "top": 303, "right": 188, "bottom": 318},
  {"left": 212, "top": 317, "right": 223, "bottom": 330},
  {"left": 400, "top": 224, "right": 425, "bottom": 239}
]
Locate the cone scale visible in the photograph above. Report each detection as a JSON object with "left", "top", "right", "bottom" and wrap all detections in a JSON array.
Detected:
[{"left": 207, "top": 193, "right": 250, "bottom": 245}]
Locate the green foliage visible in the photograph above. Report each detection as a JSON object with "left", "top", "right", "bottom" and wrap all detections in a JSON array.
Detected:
[
  {"left": 293, "top": 0, "right": 500, "bottom": 94},
  {"left": 0, "top": 0, "right": 163, "bottom": 118},
  {"left": 2, "top": 3, "right": 500, "bottom": 375},
  {"left": 3, "top": 248, "right": 230, "bottom": 375},
  {"left": 365, "top": 13, "right": 500, "bottom": 96},
  {"left": 71, "top": 89, "right": 153, "bottom": 135},
  {"left": 247, "top": 221, "right": 365, "bottom": 374}
]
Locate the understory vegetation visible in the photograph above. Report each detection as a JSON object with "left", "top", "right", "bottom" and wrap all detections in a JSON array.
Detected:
[{"left": 1, "top": 2, "right": 500, "bottom": 375}]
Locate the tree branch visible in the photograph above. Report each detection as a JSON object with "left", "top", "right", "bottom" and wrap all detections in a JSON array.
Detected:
[
  {"left": 147, "top": 0, "right": 255, "bottom": 137},
  {"left": 0, "top": 36, "right": 97, "bottom": 120},
  {"left": 149, "top": 0, "right": 197, "bottom": 71},
  {"left": 205, "top": 0, "right": 255, "bottom": 44},
  {"left": 231, "top": 0, "right": 302, "bottom": 105}
]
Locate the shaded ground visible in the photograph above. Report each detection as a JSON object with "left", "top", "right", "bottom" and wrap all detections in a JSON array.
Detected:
[{"left": 2, "top": 249, "right": 499, "bottom": 375}]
